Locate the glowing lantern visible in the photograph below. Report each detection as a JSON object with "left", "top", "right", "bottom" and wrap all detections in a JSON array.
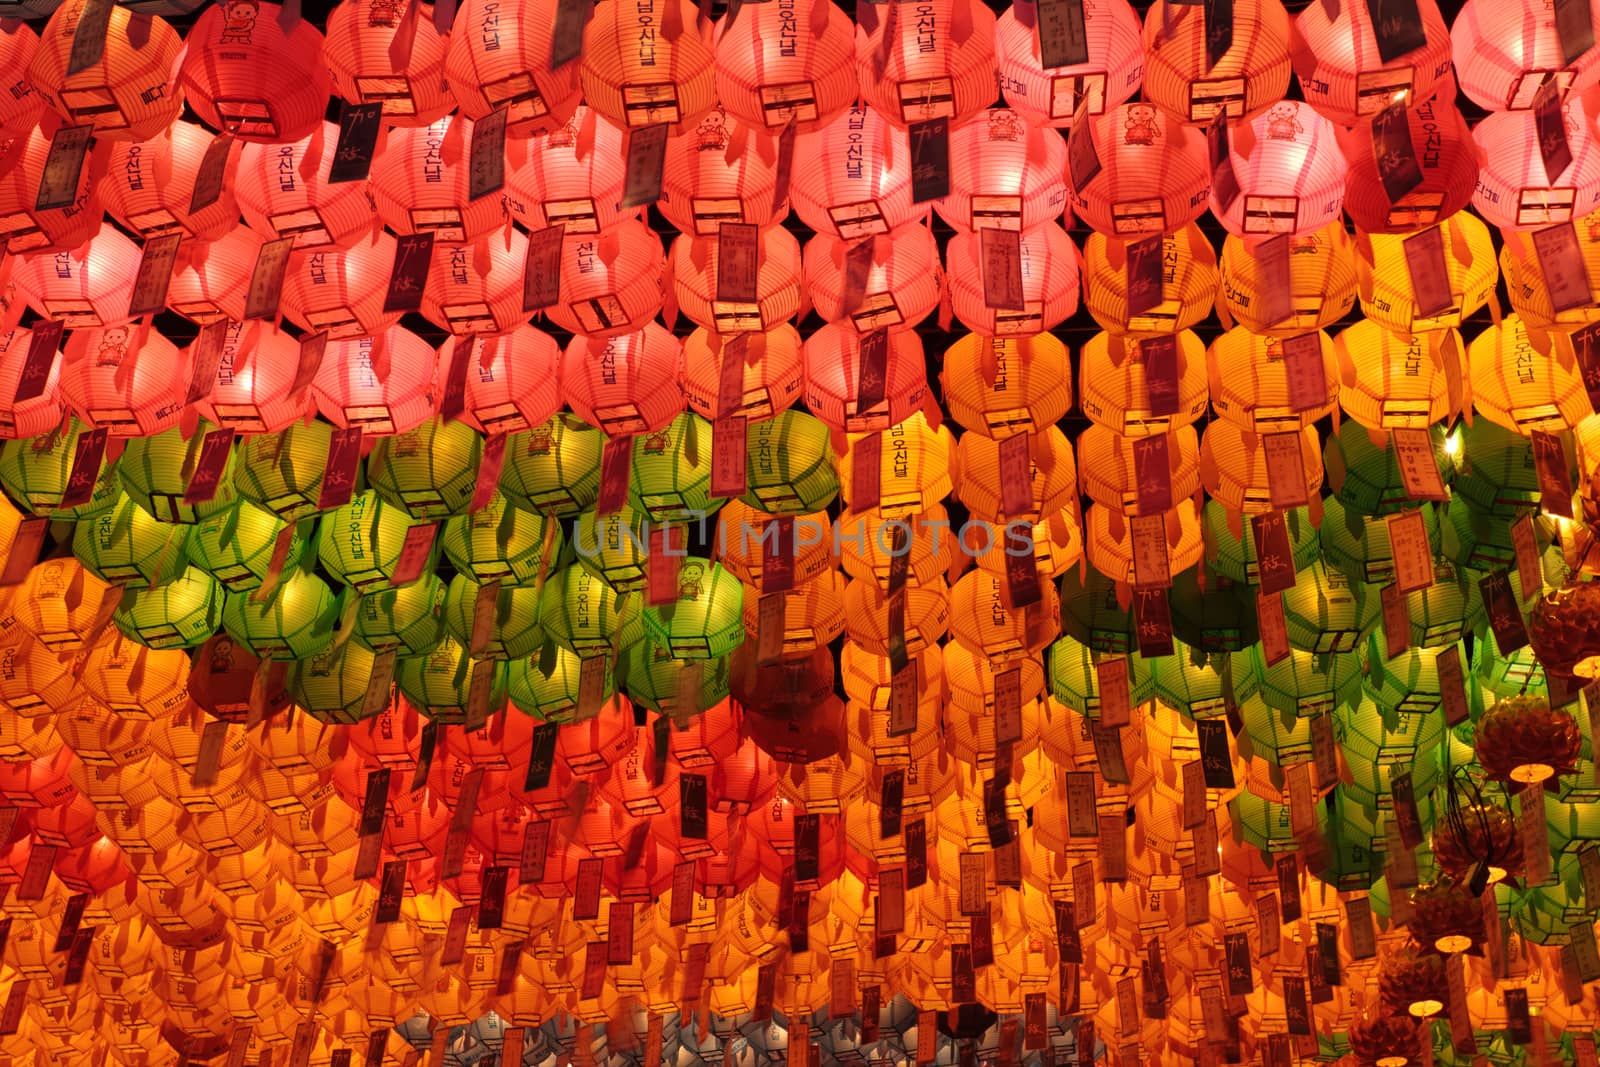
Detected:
[
  {"left": 627, "top": 413, "right": 718, "bottom": 523},
  {"left": 2, "top": 634, "right": 86, "bottom": 716},
  {"left": 0, "top": 325, "right": 64, "bottom": 440},
  {"left": 351, "top": 572, "right": 447, "bottom": 656},
  {"left": 1084, "top": 498, "right": 1205, "bottom": 584},
  {"left": 580, "top": 0, "right": 717, "bottom": 133},
  {"left": 743, "top": 410, "right": 842, "bottom": 514},
  {"left": 367, "top": 417, "right": 483, "bottom": 521},
  {"left": 561, "top": 323, "right": 684, "bottom": 436},
  {"left": 1068, "top": 103, "right": 1210, "bottom": 237},
  {"left": 803, "top": 224, "right": 943, "bottom": 333},
  {"left": 681, "top": 325, "right": 804, "bottom": 423},
  {"left": 1140, "top": 0, "right": 1293, "bottom": 125},
  {"left": 1291, "top": 0, "right": 1452, "bottom": 125},
  {"left": 0, "top": 418, "right": 120, "bottom": 519},
  {"left": 1470, "top": 314, "right": 1592, "bottom": 434},
  {"left": 940, "top": 109, "right": 1069, "bottom": 232},
  {"left": 26, "top": 0, "right": 183, "bottom": 140},
  {"left": 198, "top": 320, "right": 311, "bottom": 434},
  {"left": 433, "top": 326, "right": 561, "bottom": 439},
  {"left": 1077, "top": 425, "right": 1200, "bottom": 513},
  {"left": 500, "top": 414, "right": 604, "bottom": 517},
  {"left": 659, "top": 106, "right": 784, "bottom": 236},
  {"left": 58, "top": 326, "right": 190, "bottom": 439},
  {"left": 545, "top": 220, "right": 667, "bottom": 340},
  {"left": 714, "top": 0, "right": 854, "bottom": 132},
  {"left": 292, "top": 642, "right": 388, "bottom": 725},
  {"left": 944, "top": 221, "right": 1082, "bottom": 335},
  {"left": 1358, "top": 211, "right": 1496, "bottom": 331},
  {"left": 505, "top": 107, "right": 638, "bottom": 234},
  {"left": 101, "top": 122, "right": 240, "bottom": 242},
  {"left": 1452, "top": 0, "right": 1600, "bottom": 111},
  {"left": 801, "top": 323, "right": 928, "bottom": 433},
  {"left": 231, "top": 418, "right": 335, "bottom": 522},
  {"left": 317, "top": 490, "right": 437, "bottom": 591},
  {"left": 442, "top": 577, "right": 544, "bottom": 659},
  {"left": 176, "top": 0, "right": 331, "bottom": 143},
  {"left": 718, "top": 501, "right": 835, "bottom": 588},
  {"left": 668, "top": 225, "right": 804, "bottom": 334},
  {"left": 1338, "top": 95, "right": 1479, "bottom": 232},
  {"left": 7, "top": 218, "right": 140, "bottom": 327},
  {"left": 313, "top": 326, "right": 438, "bottom": 436},
  {"left": 1200, "top": 420, "right": 1324, "bottom": 512},
  {"left": 837, "top": 410, "right": 954, "bottom": 517},
  {"left": 165, "top": 229, "right": 261, "bottom": 325},
  {"left": 742, "top": 570, "right": 848, "bottom": 654},
  {"left": 992, "top": 0, "right": 1144, "bottom": 129},
  {"left": 421, "top": 231, "right": 537, "bottom": 337},
  {"left": 323, "top": 0, "right": 455, "bottom": 127},
  {"left": 233, "top": 122, "right": 376, "bottom": 251},
  {"left": 1473, "top": 100, "right": 1600, "bottom": 230},
  {"left": 640, "top": 558, "right": 746, "bottom": 658},
  {"left": 0, "top": 22, "right": 43, "bottom": 140},
  {"left": 955, "top": 426, "right": 1078, "bottom": 522},
  {"left": 853, "top": 0, "right": 996, "bottom": 127},
  {"left": 1077, "top": 329, "right": 1209, "bottom": 435},
  {"left": 574, "top": 507, "right": 648, "bottom": 591},
  {"left": 509, "top": 645, "right": 611, "bottom": 722},
  {"left": 621, "top": 642, "right": 727, "bottom": 717},
  {"left": 1502, "top": 209, "right": 1600, "bottom": 328},
  {"left": 112, "top": 565, "right": 224, "bottom": 649},
  {"left": 280, "top": 232, "right": 405, "bottom": 341},
  {"left": 538, "top": 563, "right": 639, "bottom": 658},
  {"left": 1322, "top": 496, "right": 1439, "bottom": 584},
  {"left": 939, "top": 332, "right": 1072, "bottom": 437},
  {"left": 1218, "top": 222, "right": 1357, "bottom": 333},
  {"left": 790, "top": 104, "right": 924, "bottom": 239},
  {"left": 221, "top": 569, "right": 341, "bottom": 660},
  {"left": 444, "top": 0, "right": 581, "bottom": 133},
  {"left": 1211, "top": 101, "right": 1346, "bottom": 237},
  {"left": 1081, "top": 223, "right": 1218, "bottom": 334},
  {"left": 441, "top": 492, "right": 563, "bottom": 586},
  {"left": 72, "top": 492, "right": 190, "bottom": 587},
  {"left": 116, "top": 420, "right": 238, "bottom": 524},
  {"left": 1207, "top": 328, "right": 1339, "bottom": 432},
  {"left": 369, "top": 115, "right": 508, "bottom": 243},
  {"left": 1334, "top": 321, "right": 1455, "bottom": 431},
  {"left": 187, "top": 502, "right": 306, "bottom": 596}
]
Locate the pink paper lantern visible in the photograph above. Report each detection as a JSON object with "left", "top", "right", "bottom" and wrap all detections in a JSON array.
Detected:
[
  {"left": 234, "top": 122, "right": 380, "bottom": 252},
  {"left": 714, "top": 0, "right": 858, "bottom": 133},
  {"left": 1471, "top": 100, "right": 1600, "bottom": 229},
  {"left": 420, "top": 230, "right": 532, "bottom": 338},
  {"left": 802, "top": 222, "right": 944, "bottom": 333},
  {"left": 312, "top": 325, "right": 438, "bottom": 437},
  {"left": 0, "top": 325, "right": 65, "bottom": 439},
  {"left": 1141, "top": 0, "right": 1293, "bottom": 125},
  {"left": 279, "top": 231, "right": 404, "bottom": 341},
  {"left": 939, "top": 108, "right": 1071, "bottom": 233},
  {"left": 176, "top": 0, "right": 331, "bottom": 143},
  {"left": 1292, "top": 0, "right": 1453, "bottom": 125},
  {"left": 100, "top": 121, "right": 241, "bottom": 243},
  {"left": 992, "top": 0, "right": 1145, "bottom": 130},
  {"left": 166, "top": 229, "right": 263, "bottom": 326},
  {"left": 668, "top": 224, "right": 804, "bottom": 335},
  {"left": 440, "top": 324, "right": 563, "bottom": 437},
  {"left": 854, "top": 0, "right": 998, "bottom": 128},
  {"left": 505, "top": 106, "right": 641, "bottom": 236},
  {"left": 323, "top": 0, "right": 456, "bottom": 128},
  {"left": 544, "top": 219, "right": 667, "bottom": 341},
  {"left": 1452, "top": 0, "right": 1600, "bottom": 111},
  {"left": 58, "top": 325, "right": 190, "bottom": 438},
  {"left": 0, "top": 20, "right": 44, "bottom": 141},
  {"left": 1337, "top": 91, "right": 1479, "bottom": 233},
  {"left": 659, "top": 106, "right": 785, "bottom": 236},
  {"left": 26, "top": 0, "right": 184, "bottom": 141},
  {"left": 199, "top": 320, "right": 311, "bottom": 435},
  {"left": 1067, "top": 102, "right": 1210, "bottom": 238},
  {"left": 0, "top": 119, "right": 106, "bottom": 255},
  {"left": 802, "top": 322, "right": 929, "bottom": 433},
  {"left": 10, "top": 229, "right": 141, "bottom": 329},
  {"left": 368, "top": 114, "right": 509, "bottom": 244},
  {"left": 443, "top": 0, "right": 582, "bottom": 135},
  {"left": 944, "top": 220, "right": 1082, "bottom": 336},
  {"left": 561, "top": 323, "right": 685, "bottom": 437},
  {"left": 1210, "top": 100, "right": 1346, "bottom": 237},
  {"left": 789, "top": 104, "right": 926, "bottom": 240},
  {"left": 580, "top": 0, "right": 717, "bottom": 135}
]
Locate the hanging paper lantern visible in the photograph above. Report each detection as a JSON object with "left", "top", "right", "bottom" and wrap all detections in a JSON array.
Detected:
[
  {"left": 802, "top": 224, "right": 943, "bottom": 333},
  {"left": 230, "top": 418, "right": 334, "bottom": 522},
  {"left": 538, "top": 563, "right": 638, "bottom": 659},
  {"left": 500, "top": 414, "right": 604, "bottom": 517},
  {"left": 1076, "top": 425, "right": 1200, "bottom": 514},
  {"left": 801, "top": 323, "right": 928, "bottom": 433},
  {"left": 681, "top": 325, "right": 804, "bottom": 423},
  {"left": 1469, "top": 314, "right": 1592, "bottom": 434},
  {"left": 164, "top": 229, "right": 261, "bottom": 326},
  {"left": 116, "top": 420, "right": 237, "bottom": 524},
  {"left": 198, "top": 320, "right": 311, "bottom": 434},
  {"left": 1081, "top": 223, "right": 1218, "bottom": 335},
  {"left": 221, "top": 569, "right": 341, "bottom": 661},
  {"left": 1452, "top": 0, "right": 1600, "bottom": 111},
  {"left": 561, "top": 322, "right": 685, "bottom": 437},
  {"left": 574, "top": 506, "right": 649, "bottom": 590},
  {"left": 1200, "top": 420, "right": 1323, "bottom": 513},
  {"left": 1211, "top": 101, "right": 1346, "bottom": 237},
  {"left": 9, "top": 559, "right": 110, "bottom": 651},
  {"left": 1472, "top": 99, "right": 1600, "bottom": 230},
  {"left": 72, "top": 492, "right": 190, "bottom": 586},
  {"left": 1207, "top": 327, "right": 1339, "bottom": 432},
  {"left": 1218, "top": 221, "right": 1357, "bottom": 333},
  {"left": 438, "top": 325, "right": 563, "bottom": 438},
  {"left": 0, "top": 135, "right": 110, "bottom": 262},
  {"left": 853, "top": 0, "right": 996, "bottom": 128},
  {"left": 1338, "top": 94, "right": 1479, "bottom": 232},
  {"left": 0, "top": 325, "right": 64, "bottom": 440},
  {"left": 992, "top": 0, "right": 1144, "bottom": 129},
  {"left": 668, "top": 225, "right": 804, "bottom": 334},
  {"left": 113, "top": 566, "right": 224, "bottom": 650},
  {"left": 351, "top": 572, "right": 446, "bottom": 657},
  {"left": 26, "top": 0, "right": 183, "bottom": 140},
  {"left": 1077, "top": 329, "right": 1209, "bottom": 436},
  {"left": 658, "top": 106, "right": 785, "bottom": 236},
  {"left": 316, "top": 490, "right": 436, "bottom": 591},
  {"left": 939, "top": 109, "right": 1070, "bottom": 233},
  {"left": 714, "top": 0, "right": 856, "bottom": 132},
  {"left": 1502, "top": 209, "right": 1600, "bottom": 328},
  {"left": 280, "top": 231, "right": 405, "bottom": 341},
  {"left": 627, "top": 413, "right": 717, "bottom": 523},
  {"left": 176, "top": 0, "right": 332, "bottom": 143},
  {"left": 744, "top": 570, "right": 849, "bottom": 655},
  {"left": 1069, "top": 102, "right": 1211, "bottom": 237},
  {"left": 505, "top": 107, "right": 638, "bottom": 234},
  {"left": 1083, "top": 498, "right": 1205, "bottom": 585},
  {"left": 580, "top": 0, "right": 717, "bottom": 133},
  {"left": 790, "top": 104, "right": 924, "bottom": 239},
  {"left": 187, "top": 500, "right": 306, "bottom": 594},
  {"left": 1291, "top": 0, "right": 1452, "bottom": 125},
  {"left": 441, "top": 576, "right": 545, "bottom": 660},
  {"left": 640, "top": 558, "right": 745, "bottom": 659},
  {"left": 366, "top": 417, "right": 484, "bottom": 521},
  {"left": 292, "top": 641, "right": 388, "bottom": 725},
  {"left": 955, "top": 425, "right": 1078, "bottom": 522},
  {"left": 0, "top": 21, "right": 43, "bottom": 140},
  {"left": 420, "top": 230, "right": 534, "bottom": 337},
  {"left": 369, "top": 114, "right": 508, "bottom": 243},
  {"left": 940, "top": 332, "right": 1072, "bottom": 437},
  {"left": 720, "top": 501, "right": 835, "bottom": 588},
  {"left": 101, "top": 122, "right": 241, "bottom": 243},
  {"left": 233, "top": 122, "right": 376, "bottom": 252},
  {"left": 1359, "top": 213, "right": 1496, "bottom": 332},
  {"left": 1140, "top": 0, "right": 1293, "bottom": 125},
  {"left": 1335, "top": 321, "right": 1455, "bottom": 431},
  {"left": 0, "top": 418, "right": 120, "bottom": 519},
  {"left": 323, "top": 0, "right": 455, "bottom": 127},
  {"left": 444, "top": 0, "right": 580, "bottom": 133},
  {"left": 743, "top": 410, "right": 841, "bottom": 514},
  {"left": 58, "top": 326, "right": 190, "bottom": 439},
  {"left": 944, "top": 221, "right": 1082, "bottom": 335},
  {"left": 313, "top": 326, "right": 438, "bottom": 436},
  {"left": 544, "top": 219, "right": 667, "bottom": 339}
]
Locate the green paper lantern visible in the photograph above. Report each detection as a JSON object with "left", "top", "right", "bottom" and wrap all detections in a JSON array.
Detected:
[
  {"left": 317, "top": 490, "right": 436, "bottom": 591},
  {"left": 442, "top": 575, "right": 546, "bottom": 661},
  {"left": 396, "top": 636, "right": 508, "bottom": 725},
  {"left": 1239, "top": 694, "right": 1318, "bottom": 766},
  {"left": 1359, "top": 558, "right": 1477, "bottom": 650},
  {"left": 1315, "top": 789, "right": 1384, "bottom": 891},
  {"left": 1252, "top": 644, "right": 1365, "bottom": 717},
  {"left": 1154, "top": 643, "right": 1258, "bottom": 720},
  {"left": 1453, "top": 419, "right": 1539, "bottom": 518},
  {"left": 741, "top": 410, "right": 840, "bottom": 515},
  {"left": 1365, "top": 641, "right": 1462, "bottom": 717},
  {"left": 621, "top": 641, "right": 731, "bottom": 717},
  {"left": 1046, "top": 634, "right": 1157, "bottom": 717},
  {"left": 1511, "top": 882, "right": 1582, "bottom": 945},
  {"left": 111, "top": 566, "right": 224, "bottom": 649},
  {"left": 350, "top": 573, "right": 448, "bottom": 657},
  {"left": 537, "top": 564, "right": 641, "bottom": 660},
  {"left": 508, "top": 646, "right": 615, "bottom": 723},
  {"left": 1473, "top": 640, "right": 1548, "bottom": 703},
  {"left": 293, "top": 641, "right": 387, "bottom": 725},
  {"left": 1228, "top": 787, "right": 1300, "bottom": 856},
  {"left": 440, "top": 491, "right": 564, "bottom": 586},
  {"left": 500, "top": 414, "right": 603, "bottom": 518},
  {"left": 1281, "top": 559, "right": 1378, "bottom": 654},
  {"left": 367, "top": 416, "right": 483, "bottom": 520},
  {"left": 0, "top": 418, "right": 121, "bottom": 519},
  {"left": 1336, "top": 696, "right": 1444, "bottom": 776},
  {"left": 1340, "top": 738, "right": 1445, "bottom": 817},
  {"left": 1320, "top": 497, "right": 1441, "bottom": 586},
  {"left": 628, "top": 412, "right": 723, "bottom": 523},
  {"left": 233, "top": 418, "right": 336, "bottom": 523},
  {"left": 1168, "top": 564, "right": 1259, "bottom": 653},
  {"left": 117, "top": 421, "right": 238, "bottom": 524},
  {"left": 639, "top": 558, "right": 745, "bottom": 660},
  {"left": 1325, "top": 420, "right": 1449, "bottom": 517},
  {"left": 73, "top": 492, "right": 190, "bottom": 586},
  {"left": 573, "top": 507, "right": 650, "bottom": 594},
  {"left": 221, "top": 569, "right": 342, "bottom": 661},
  {"left": 1202, "top": 501, "right": 1320, "bottom": 586},
  {"left": 1058, "top": 565, "right": 1134, "bottom": 655},
  {"left": 187, "top": 502, "right": 309, "bottom": 594}
]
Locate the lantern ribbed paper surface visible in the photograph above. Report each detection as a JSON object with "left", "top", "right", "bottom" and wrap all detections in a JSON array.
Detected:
[
  {"left": 714, "top": 0, "right": 857, "bottom": 132},
  {"left": 1452, "top": 0, "right": 1600, "bottom": 111},
  {"left": 27, "top": 0, "right": 184, "bottom": 140},
  {"left": 803, "top": 222, "right": 943, "bottom": 332},
  {"left": 993, "top": 0, "right": 1144, "bottom": 129},
  {"left": 1291, "top": 0, "right": 1453, "bottom": 125},
  {"left": 1472, "top": 99, "right": 1600, "bottom": 229},
  {"left": 234, "top": 122, "right": 383, "bottom": 251},
  {"left": 101, "top": 121, "right": 241, "bottom": 242},
  {"left": 505, "top": 106, "right": 639, "bottom": 235},
  {"left": 939, "top": 108, "right": 1070, "bottom": 233},
  {"left": 1140, "top": 0, "right": 1292, "bottom": 125},
  {"left": 853, "top": 0, "right": 997, "bottom": 128},
  {"left": 544, "top": 218, "right": 667, "bottom": 339},
  {"left": 659, "top": 106, "right": 785, "bottom": 236},
  {"left": 1211, "top": 100, "right": 1346, "bottom": 237},
  {"left": 280, "top": 231, "right": 405, "bottom": 341},
  {"left": 580, "top": 0, "right": 717, "bottom": 134},
  {"left": 323, "top": 0, "right": 456, "bottom": 127},
  {"left": 1069, "top": 102, "right": 1210, "bottom": 237},
  {"left": 1082, "top": 222, "right": 1219, "bottom": 334},
  {"left": 1359, "top": 210, "right": 1497, "bottom": 331},
  {"left": 1218, "top": 220, "right": 1357, "bottom": 333},
  {"left": 943, "top": 220, "right": 1082, "bottom": 335},
  {"left": 1338, "top": 93, "right": 1479, "bottom": 233},
  {"left": 176, "top": 0, "right": 331, "bottom": 143},
  {"left": 789, "top": 104, "right": 924, "bottom": 239}
]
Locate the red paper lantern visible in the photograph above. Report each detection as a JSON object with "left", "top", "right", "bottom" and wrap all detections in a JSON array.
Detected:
[
  {"left": 713, "top": 0, "right": 857, "bottom": 132},
  {"left": 1452, "top": 0, "right": 1600, "bottom": 111},
  {"left": 659, "top": 106, "right": 785, "bottom": 236},
  {"left": 0, "top": 119, "right": 106, "bottom": 255},
  {"left": 940, "top": 108, "right": 1071, "bottom": 233},
  {"left": 176, "top": 0, "right": 332, "bottom": 143},
  {"left": 0, "top": 21, "right": 44, "bottom": 141},
  {"left": 53, "top": 836, "right": 130, "bottom": 895},
  {"left": 680, "top": 324, "right": 804, "bottom": 422},
  {"left": 854, "top": 0, "right": 997, "bottom": 128},
  {"left": 803, "top": 222, "right": 943, "bottom": 333},
  {"left": 369, "top": 114, "right": 509, "bottom": 244},
  {"left": 1068, "top": 102, "right": 1210, "bottom": 237},
  {"left": 165, "top": 228, "right": 262, "bottom": 325},
  {"left": 789, "top": 104, "right": 924, "bottom": 239},
  {"left": 544, "top": 219, "right": 667, "bottom": 340},
  {"left": 992, "top": 0, "right": 1145, "bottom": 129},
  {"left": 444, "top": 0, "right": 582, "bottom": 135},
  {"left": 555, "top": 700, "right": 636, "bottom": 777},
  {"left": 1210, "top": 101, "right": 1346, "bottom": 237},
  {"left": 280, "top": 230, "right": 404, "bottom": 341},
  {"left": 26, "top": 0, "right": 184, "bottom": 140},
  {"left": 944, "top": 221, "right": 1082, "bottom": 335},
  {"left": 505, "top": 106, "right": 640, "bottom": 236},
  {"left": 198, "top": 320, "right": 311, "bottom": 435},
  {"left": 323, "top": 0, "right": 456, "bottom": 128},
  {"left": 1141, "top": 0, "right": 1293, "bottom": 125},
  {"left": 668, "top": 224, "right": 804, "bottom": 334},
  {"left": 1472, "top": 99, "right": 1600, "bottom": 229},
  {"left": 0, "top": 325, "right": 65, "bottom": 439},
  {"left": 101, "top": 121, "right": 242, "bottom": 243},
  {"left": 420, "top": 230, "right": 533, "bottom": 337},
  {"left": 58, "top": 325, "right": 189, "bottom": 438},
  {"left": 1292, "top": 0, "right": 1453, "bottom": 125},
  {"left": 1337, "top": 93, "right": 1478, "bottom": 232},
  {"left": 312, "top": 325, "right": 438, "bottom": 436},
  {"left": 234, "top": 122, "right": 377, "bottom": 252},
  {"left": 749, "top": 797, "right": 846, "bottom": 885},
  {"left": 441, "top": 325, "right": 563, "bottom": 437},
  {"left": 561, "top": 322, "right": 685, "bottom": 436},
  {"left": 580, "top": 0, "right": 717, "bottom": 134},
  {"left": 802, "top": 322, "right": 929, "bottom": 433}
]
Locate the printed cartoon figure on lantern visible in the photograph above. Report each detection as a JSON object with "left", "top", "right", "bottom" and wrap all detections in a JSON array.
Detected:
[
  {"left": 96, "top": 327, "right": 129, "bottom": 368},
  {"left": 526, "top": 424, "right": 553, "bottom": 454},
  {"left": 678, "top": 560, "right": 705, "bottom": 600},
  {"left": 1124, "top": 105, "right": 1158, "bottom": 146},
  {"left": 641, "top": 430, "right": 671, "bottom": 455},
  {"left": 1263, "top": 103, "right": 1303, "bottom": 141},
  {"left": 697, "top": 110, "right": 729, "bottom": 151},
  {"left": 220, "top": 0, "right": 260, "bottom": 39},
  {"left": 988, "top": 110, "right": 1023, "bottom": 142}
]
